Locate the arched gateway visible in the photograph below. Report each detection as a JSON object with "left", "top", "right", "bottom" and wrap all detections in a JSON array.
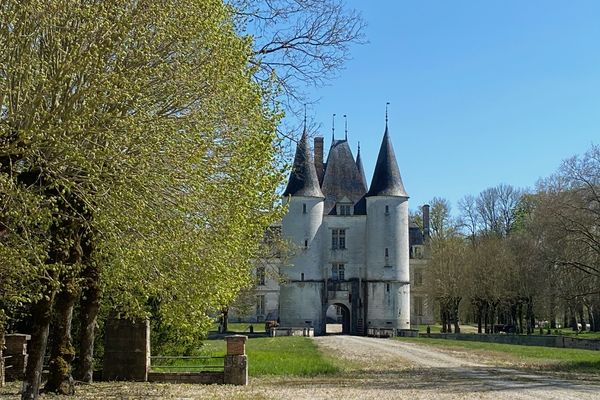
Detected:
[{"left": 325, "top": 303, "right": 351, "bottom": 334}]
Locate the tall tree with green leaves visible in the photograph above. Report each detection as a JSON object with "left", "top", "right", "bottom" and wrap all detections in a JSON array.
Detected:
[{"left": 1, "top": 0, "right": 285, "bottom": 397}]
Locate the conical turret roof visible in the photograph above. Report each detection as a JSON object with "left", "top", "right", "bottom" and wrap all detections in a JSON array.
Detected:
[
  {"left": 321, "top": 139, "right": 367, "bottom": 214},
  {"left": 367, "top": 125, "right": 408, "bottom": 197},
  {"left": 355, "top": 143, "right": 368, "bottom": 192},
  {"left": 283, "top": 129, "right": 325, "bottom": 198}
]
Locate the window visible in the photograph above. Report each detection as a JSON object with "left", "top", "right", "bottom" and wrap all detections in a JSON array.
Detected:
[
  {"left": 304, "top": 239, "right": 308, "bottom": 248},
  {"left": 385, "top": 248, "right": 389, "bottom": 257},
  {"left": 414, "top": 297, "right": 423, "bottom": 316},
  {"left": 301, "top": 273, "right": 304, "bottom": 281},
  {"left": 414, "top": 271, "right": 423, "bottom": 287},
  {"left": 256, "top": 295, "right": 265, "bottom": 315},
  {"left": 385, "top": 205, "right": 390, "bottom": 214},
  {"left": 338, "top": 204, "right": 351, "bottom": 215},
  {"left": 256, "top": 267, "right": 266, "bottom": 286},
  {"left": 386, "top": 283, "right": 390, "bottom": 292},
  {"left": 331, "top": 229, "right": 346, "bottom": 249},
  {"left": 302, "top": 203, "right": 307, "bottom": 214},
  {"left": 332, "top": 263, "right": 345, "bottom": 281}
]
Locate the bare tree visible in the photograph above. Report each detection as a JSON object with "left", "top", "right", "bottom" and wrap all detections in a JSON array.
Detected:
[{"left": 233, "top": 0, "right": 366, "bottom": 111}]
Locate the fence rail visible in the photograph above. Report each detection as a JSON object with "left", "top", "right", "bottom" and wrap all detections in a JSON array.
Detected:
[{"left": 150, "top": 355, "right": 225, "bottom": 372}]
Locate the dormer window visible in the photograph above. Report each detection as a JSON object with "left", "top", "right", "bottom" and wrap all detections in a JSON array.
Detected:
[{"left": 338, "top": 204, "right": 352, "bottom": 216}]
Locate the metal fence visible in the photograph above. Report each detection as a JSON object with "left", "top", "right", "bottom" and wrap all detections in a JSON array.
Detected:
[{"left": 150, "top": 356, "right": 225, "bottom": 372}]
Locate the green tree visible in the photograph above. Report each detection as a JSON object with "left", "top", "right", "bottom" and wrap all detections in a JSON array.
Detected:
[{"left": 1, "top": 0, "right": 284, "bottom": 397}]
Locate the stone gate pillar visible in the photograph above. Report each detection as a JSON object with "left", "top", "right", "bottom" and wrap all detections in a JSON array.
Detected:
[
  {"left": 224, "top": 335, "right": 247, "bottom": 385},
  {"left": 4, "top": 334, "right": 30, "bottom": 381},
  {"left": 103, "top": 317, "right": 150, "bottom": 381}
]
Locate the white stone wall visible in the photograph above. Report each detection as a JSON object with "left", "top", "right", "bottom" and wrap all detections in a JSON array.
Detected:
[
  {"left": 279, "top": 282, "right": 325, "bottom": 332},
  {"left": 365, "top": 196, "right": 409, "bottom": 282},
  {"left": 281, "top": 196, "right": 324, "bottom": 280},
  {"left": 321, "top": 215, "right": 366, "bottom": 280}
]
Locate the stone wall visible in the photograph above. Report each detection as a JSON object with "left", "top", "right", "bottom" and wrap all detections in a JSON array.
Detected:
[
  {"left": 428, "top": 333, "right": 600, "bottom": 350},
  {"left": 148, "top": 371, "right": 224, "bottom": 384}
]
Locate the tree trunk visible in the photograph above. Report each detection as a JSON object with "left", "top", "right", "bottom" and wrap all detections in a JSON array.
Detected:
[
  {"left": 451, "top": 298, "right": 461, "bottom": 334},
  {"left": 578, "top": 303, "right": 586, "bottom": 332},
  {"left": 74, "top": 265, "right": 101, "bottom": 383},
  {"left": 586, "top": 305, "right": 595, "bottom": 332},
  {"left": 525, "top": 297, "right": 534, "bottom": 335},
  {"left": 21, "top": 295, "right": 54, "bottom": 400},
  {"left": 222, "top": 308, "right": 229, "bottom": 333},
  {"left": 44, "top": 279, "right": 78, "bottom": 395}
]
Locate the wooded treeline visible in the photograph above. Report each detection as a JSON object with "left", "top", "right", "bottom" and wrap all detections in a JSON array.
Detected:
[
  {"left": 0, "top": 0, "right": 364, "bottom": 399},
  {"left": 424, "top": 145, "right": 600, "bottom": 335}
]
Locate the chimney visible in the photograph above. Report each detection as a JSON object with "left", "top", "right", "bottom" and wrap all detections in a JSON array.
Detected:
[
  {"left": 422, "top": 204, "right": 430, "bottom": 238},
  {"left": 314, "top": 137, "right": 324, "bottom": 185}
]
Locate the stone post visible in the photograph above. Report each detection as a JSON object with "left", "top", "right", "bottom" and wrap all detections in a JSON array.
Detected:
[
  {"left": 4, "top": 334, "right": 30, "bottom": 381},
  {"left": 103, "top": 317, "right": 150, "bottom": 382},
  {"left": 224, "top": 335, "right": 247, "bottom": 385}
]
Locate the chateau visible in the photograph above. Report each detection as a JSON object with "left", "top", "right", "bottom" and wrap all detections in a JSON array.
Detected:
[{"left": 234, "top": 120, "right": 434, "bottom": 335}]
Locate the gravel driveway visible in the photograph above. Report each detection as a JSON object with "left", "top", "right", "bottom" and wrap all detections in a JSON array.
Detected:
[{"left": 310, "top": 335, "right": 600, "bottom": 400}]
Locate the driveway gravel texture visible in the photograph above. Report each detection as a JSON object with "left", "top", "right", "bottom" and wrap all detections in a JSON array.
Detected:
[{"left": 1, "top": 335, "right": 599, "bottom": 399}]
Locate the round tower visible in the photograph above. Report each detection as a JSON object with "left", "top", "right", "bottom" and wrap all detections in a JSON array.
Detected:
[
  {"left": 279, "top": 129, "right": 325, "bottom": 331},
  {"left": 365, "top": 124, "right": 410, "bottom": 331}
]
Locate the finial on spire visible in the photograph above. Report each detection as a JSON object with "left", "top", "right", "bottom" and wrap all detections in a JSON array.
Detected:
[
  {"left": 343, "top": 114, "right": 348, "bottom": 141},
  {"left": 385, "top": 102, "right": 390, "bottom": 127},
  {"left": 357, "top": 141, "right": 361, "bottom": 154},
  {"left": 331, "top": 113, "right": 336, "bottom": 142},
  {"left": 303, "top": 104, "right": 307, "bottom": 130}
]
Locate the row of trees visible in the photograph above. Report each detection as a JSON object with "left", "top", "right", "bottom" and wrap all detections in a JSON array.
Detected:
[
  {"left": 424, "top": 145, "right": 600, "bottom": 335},
  {"left": 0, "top": 1, "right": 364, "bottom": 399}
]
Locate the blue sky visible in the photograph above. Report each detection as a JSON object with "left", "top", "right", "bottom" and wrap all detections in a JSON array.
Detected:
[{"left": 304, "top": 0, "right": 600, "bottom": 212}]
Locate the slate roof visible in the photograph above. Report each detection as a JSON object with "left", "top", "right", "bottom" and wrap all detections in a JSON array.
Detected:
[
  {"left": 321, "top": 139, "right": 367, "bottom": 214},
  {"left": 283, "top": 130, "right": 324, "bottom": 198},
  {"left": 356, "top": 145, "right": 368, "bottom": 192},
  {"left": 367, "top": 125, "right": 408, "bottom": 197}
]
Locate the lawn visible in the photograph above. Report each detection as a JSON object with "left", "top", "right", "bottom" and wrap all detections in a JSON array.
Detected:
[
  {"left": 395, "top": 336, "right": 600, "bottom": 373},
  {"left": 154, "top": 336, "right": 341, "bottom": 377}
]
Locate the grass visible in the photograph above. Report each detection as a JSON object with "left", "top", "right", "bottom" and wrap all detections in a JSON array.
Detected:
[
  {"left": 395, "top": 336, "right": 600, "bottom": 373},
  {"left": 153, "top": 336, "right": 341, "bottom": 377}
]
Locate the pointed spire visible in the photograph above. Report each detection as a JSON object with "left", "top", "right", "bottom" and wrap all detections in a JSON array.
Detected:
[
  {"left": 355, "top": 141, "right": 368, "bottom": 191},
  {"left": 283, "top": 129, "right": 325, "bottom": 198},
  {"left": 331, "top": 113, "right": 336, "bottom": 142},
  {"left": 343, "top": 114, "right": 348, "bottom": 141},
  {"left": 367, "top": 120, "right": 408, "bottom": 197}
]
